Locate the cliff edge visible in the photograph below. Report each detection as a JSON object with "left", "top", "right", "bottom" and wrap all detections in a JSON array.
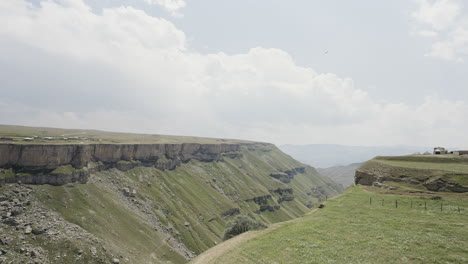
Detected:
[
  {"left": 355, "top": 155, "right": 468, "bottom": 193},
  {"left": 0, "top": 142, "right": 247, "bottom": 185}
]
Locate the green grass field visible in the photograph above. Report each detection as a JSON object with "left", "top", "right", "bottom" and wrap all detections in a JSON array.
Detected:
[
  {"left": 201, "top": 186, "right": 468, "bottom": 264},
  {"left": 0, "top": 124, "right": 252, "bottom": 144},
  {"left": 375, "top": 155, "right": 468, "bottom": 174}
]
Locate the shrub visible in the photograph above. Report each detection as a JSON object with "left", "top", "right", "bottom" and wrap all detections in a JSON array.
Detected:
[{"left": 222, "top": 215, "right": 267, "bottom": 240}]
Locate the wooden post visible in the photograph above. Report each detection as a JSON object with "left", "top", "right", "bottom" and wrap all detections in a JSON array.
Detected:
[
  {"left": 441, "top": 202, "right": 443, "bottom": 212},
  {"left": 458, "top": 206, "right": 460, "bottom": 212},
  {"left": 411, "top": 200, "right": 413, "bottom": 208},
  {"left": 425, "top": 200, "right": 427, "bottom": 210},
  {"left": 382, "top": 199, "right": 384, "bottom": 206},
  {"left": 396, "top": 200, "right": 398, "bottom": 208},
  {"left": 370, "top": 197, "right": 372, "bottom": 205}
]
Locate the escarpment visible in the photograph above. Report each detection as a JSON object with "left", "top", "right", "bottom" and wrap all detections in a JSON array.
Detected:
[
  {"left": 355, "top": 156, "right": 468, "bottom": 193},
  {"left": 0, "top": 143, "right": 245, "bottom": 185}
]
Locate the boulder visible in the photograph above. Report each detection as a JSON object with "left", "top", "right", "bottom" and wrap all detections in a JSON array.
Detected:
[{"left": 24, "top": 225, "right": 32, "bottom": 234}]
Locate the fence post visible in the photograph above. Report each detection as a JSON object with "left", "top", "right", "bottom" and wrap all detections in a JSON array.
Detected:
[
  {"left": 425, "top": 200, "right": 427, "bottom": 210},
  {"left": 441, "top": 202, "right": 443, "bottom": 212},
  {"left": 411, "top": 200, "right": 413, "bottom": 209},
  {"left": 396, "top": 200, "right": 398, "bottom": 208},
  {"left": 458, "top": 206, "right": 460, "bottom": 212},
  {"left": 382, "top": 199, "right": 384, "bottom": 206},
  {"left": 370, "top": 197, "right": 372, "bottom": 205}
]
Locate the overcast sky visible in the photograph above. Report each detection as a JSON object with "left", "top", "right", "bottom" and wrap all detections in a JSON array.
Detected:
[{"left": 0, "top": 0, "right": 467, "bottom": 146}]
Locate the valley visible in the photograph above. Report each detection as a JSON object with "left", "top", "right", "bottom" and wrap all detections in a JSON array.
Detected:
[{"left": 0, "top": 125, "right": 342, "bottom": 263}]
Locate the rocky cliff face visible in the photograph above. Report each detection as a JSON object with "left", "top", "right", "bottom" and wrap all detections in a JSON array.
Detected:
[
  {"left": 354, "top": 170, "right": 381, "bottom": 186},
  {"left": 0, "top": 143, "right": 245, "bottom": 185},
  {"left": 355, "top": 157, "right": 468, "bottom": 193}
]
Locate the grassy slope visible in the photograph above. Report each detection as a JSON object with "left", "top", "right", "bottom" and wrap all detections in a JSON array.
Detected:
[
  {"left": 359, "top": 155, "right": 468, "bottom": 192},
  {"left": 0, "top": 124, "right": 252, "bottom": 144},
  {"left": 201, "top": 186, "right": 468, "bottom": 264},
  {"left": 35, "top": 183, "right": 186, "bottom": 264},
  {"left": 28, "top": 144, "right": 341, "bottom": 263}
]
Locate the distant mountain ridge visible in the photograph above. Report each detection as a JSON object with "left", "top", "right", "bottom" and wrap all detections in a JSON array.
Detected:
[
  {"left": 317, "top": 163, "right": 363, "bottom": 188},
  {"left": 279, "top": 144, "right": 432, "bottom": 168}
]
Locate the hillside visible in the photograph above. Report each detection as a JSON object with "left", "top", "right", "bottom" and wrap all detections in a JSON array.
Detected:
[
  {"left": 0, "top": 125, "right": 342, "bottom": 264},
  {"left": 280, "top": 144, "right": 430, "bottom": 168},
  {"left": 317, "top": 163, "right": 362, "bottom": 188},
  {"left": 193, "top": 186, "right": 468, "bottom": 264},
  {"left": 355, "top": 155, "right": 468, "bottom": 193}
]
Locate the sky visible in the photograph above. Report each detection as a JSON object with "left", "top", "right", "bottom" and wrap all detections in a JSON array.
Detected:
[{"left": 0, "top": 0, "right": 467, "bottom": 146}]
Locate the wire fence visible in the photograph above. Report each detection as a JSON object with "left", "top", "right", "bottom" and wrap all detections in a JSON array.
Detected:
[{"left": 365, "top": 195, "right": 468, "bottom": 214}]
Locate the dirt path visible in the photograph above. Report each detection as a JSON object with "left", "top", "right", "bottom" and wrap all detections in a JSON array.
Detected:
[
  {"left": 191, "top": 209, "right": 319, "bottom": 264},
  {"left": 191, "top": 203, "right": 337, "bottom": 264},
  {"left": 190, "top": 229, "right": 262, "bottom": 264}
]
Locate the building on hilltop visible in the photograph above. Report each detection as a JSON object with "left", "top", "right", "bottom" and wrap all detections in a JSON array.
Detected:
[{"left": 433, "top": 147, "right": 448, "bottom": 155}]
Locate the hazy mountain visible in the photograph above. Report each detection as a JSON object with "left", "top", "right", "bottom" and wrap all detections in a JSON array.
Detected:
[
  {"left": 279, "top": 144, "right": 432, "bottom": 168},
  {"left": 317, "top": 163, "right": 363, "bottom": 188}
]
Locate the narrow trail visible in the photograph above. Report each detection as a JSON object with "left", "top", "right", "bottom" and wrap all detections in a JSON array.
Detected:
[
  {"left": 190, "top": 228, "right": 263, "bottom": 264},
  {"left": 190, "top": 210, "right": 316, "bottom": 264},
  {"left": 192, "top": 196, "right": 355, "bottom": 264}
]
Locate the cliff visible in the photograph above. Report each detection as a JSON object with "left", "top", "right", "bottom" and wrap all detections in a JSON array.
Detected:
[
  {"left": 0, "top": 143, "right": 244, "bottom": 185},
  {"left": 355, "top": 156, "right": 468, "bottom": 193}
]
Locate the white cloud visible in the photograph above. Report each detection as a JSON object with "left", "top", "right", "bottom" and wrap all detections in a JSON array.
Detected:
[
  {"left": 411, "top": 0, "right": 468, "bottom": 61},
  {"left": 0, "top": 0, "right": 186, "bottom": 63},
  {"left": 0, "top": 0, "right": 467, "bottom": 146},
  {"left": 412, "top": 0, "right": 460, "bottom": 30},
  {"left": 144, "top": 0, "right": 186, "bottom": 17},
  {"left": 417, "top": 30, "right": 439, "bottom": 37}
]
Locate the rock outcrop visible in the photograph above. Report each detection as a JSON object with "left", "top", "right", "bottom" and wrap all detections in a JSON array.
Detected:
[
  {"left": 355, "top": 158, "right": 468, "bottom": 193},
  {"left": 0, "top": 143, "right": 247, "bottom": 185},
  {"left": 269, "top": 167, "right": 306, "bottom": 183},
  {"left": 354, "top": 170, "right": 380, "bottom": 186},
  {"left": 0, "top": 143, "right": 242, "bottom": 169}
]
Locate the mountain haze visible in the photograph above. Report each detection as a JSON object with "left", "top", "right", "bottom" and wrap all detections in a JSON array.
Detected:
[
  {"left": 280, "top": 144, "right": 431, "bottom": 168},
  {"left": 317, "top": 163, "right": 363, "bottom": 188}
]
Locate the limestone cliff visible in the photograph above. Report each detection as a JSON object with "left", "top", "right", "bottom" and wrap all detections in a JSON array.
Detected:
[
  {"left": 0, "top": 143, "right": 244, "bottom": 185},
  {"left": 355, "top": 156, "right": 468, "bottom": 193}
]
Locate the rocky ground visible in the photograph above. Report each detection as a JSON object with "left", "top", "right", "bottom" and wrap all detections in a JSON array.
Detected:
[
  {"left": 0, "top": 183, "right": 119, "bottom": 264},
  {"left": 92, "top": 170, "right": 195, "bottom": 260}
]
